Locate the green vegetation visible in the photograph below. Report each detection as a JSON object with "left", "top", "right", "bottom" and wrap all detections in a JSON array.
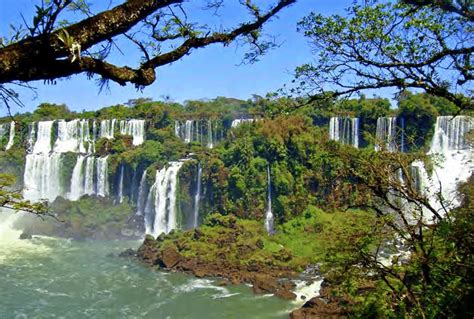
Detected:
[{"left": 150, "top": 208, "right": 376, "bottom": 273}]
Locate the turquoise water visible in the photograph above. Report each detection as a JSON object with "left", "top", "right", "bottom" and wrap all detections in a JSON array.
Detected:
[{"left": 0, "top": 235, "right": 295, "bottom": 318}]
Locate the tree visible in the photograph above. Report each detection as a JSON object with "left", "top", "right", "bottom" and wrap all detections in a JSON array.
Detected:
[
  {"left": 0, "top": 173, "right": 48, "bottom": 215},
  {"left": 0, "top": 0, "right": 295, "bottom": 109},
  {"left": 294, "top": 0, "right": 473, "bottom": 111},
  {"left": 319, "top": 147, "right": 474, "bottom": 318}
]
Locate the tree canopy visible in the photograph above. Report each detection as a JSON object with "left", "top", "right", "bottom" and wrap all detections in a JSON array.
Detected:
[{"left": 294, "top": 0, "right": 473, "bottom": 110}]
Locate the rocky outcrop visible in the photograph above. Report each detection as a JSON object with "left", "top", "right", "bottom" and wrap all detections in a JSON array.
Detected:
[
  {"left": 136, "top": 229, "right": 299, "bottom": 300},
  {"left": 290, "top": 280, "right": 348, "bottom": 319}
]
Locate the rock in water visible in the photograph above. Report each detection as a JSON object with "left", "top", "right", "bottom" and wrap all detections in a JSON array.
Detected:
[
  {"left": 160, "top": 246, "right": 182, "bottom": 268},
  {"left": 19, "top": 232, "right": 33, "bottom": 240},
  {"left": 118, "top": 248, "right": 137, "bottom": 258}
]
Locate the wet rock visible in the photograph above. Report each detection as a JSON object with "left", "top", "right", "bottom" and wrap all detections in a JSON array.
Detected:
[
  {"left": 19, "top": 232, "right": 32, "bottom": 240},
  {"left": 274, "top": 289, "right": 297, "bottom": 300},
  {"left": 118, "top": 248, "right": 136, "bottom": 258},
  {"left": 156, "top": 233, "right": 166, "bottom": 242},
  {"left": 160, "top": 246, "right": 182, "bottom": 268},
  {"left": 193, "top": 267, "right": 208, "bottom": 278},
  {"left": 137, "top": 235, "right": 160, "bottom": 265},
  {"left": 252, "top": 275, "right": 279, "bottom": 294}
]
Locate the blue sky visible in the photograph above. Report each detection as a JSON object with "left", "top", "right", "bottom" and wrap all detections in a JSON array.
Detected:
[{"left": 0, "top": 0, "right": 354, "bottom": 116}]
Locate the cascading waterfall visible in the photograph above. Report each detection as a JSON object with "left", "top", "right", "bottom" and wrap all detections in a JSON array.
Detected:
[
  {"left": 119, "top": 119, "right": 145, "bottom": 146},
  {"left": 99, "top": 119, "right": 116, "bottom": 139},
  {"left": 375, "top": 117, "right": 400, "bottom": 152},
  {"left": 329, "top": 117, "right": 359, "bottom": 147},
  {"left": 21, "top": 118, "right": 144, "bottom": 203},
  {"left": 193, "top": 163, "right": 202, "bottom": 228},
  {"left": 84, "top": 156, "right": 96, "bottom": 195},
  {"left": 231, "top": 118, "right": 255, "bottom": 128},
  {"left": 175, "top": 119, "right": 220, "bottom": 148},
  {"left": 23, "top": 120, "right": 113, "bottom": 202},
  {"left": 144, "top": 161, "right": 184, "bottom": 237},
  {"left": 408, "top": 116, "right": 473, "bottom": 221},
  {"left": 54, "top": 119, "right": 91, "bottom": 153},
  {"left": 207, "top": 120, "right": 213, "bottom": 149},
  {"left": 69, "top": 155, "right": 85, "bottom": 201},
  {"left": 26, "top": 122, "right": 36, "bottom": 153},
  {"left": 5, "top": 121, "right": 15, "bottom": 150},
  {"left": 23, "top": 121, "right": 62, "bottom": 202},
  {"left": 425, "top": 116, "right": 473, "bottom": 211},
  {"left": 96, "top": 156, "right": 109, "bottom": 197},
  {"left": 136, "top": 170, "right": 148, "bottom": 216},
  {"left": 264, "top": 166, "right": 275, "bottom": 234},
  {"left": 118, "top": 165, "right": 124, "bottom": 203}
]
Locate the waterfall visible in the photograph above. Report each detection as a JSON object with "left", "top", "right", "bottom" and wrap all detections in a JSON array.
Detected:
[
  {"left": 83, "top": 156, "right": 96, "bottom": 195},
  {"left": 26, "top": 122, "right": 36, "bottom": 153},
  {"left": 22, "top": 120, "right": 113, "bottom": 202},
  {"left": 175, "top": 119, "right": 218, "bottom": 148},
  {"left": 136, "top": 170, "right": 148, "bottom": 215},
  {"left": 264, "top": 166, "right": 275, "bottom": 234},
  {"left": 99, "top": 119, "right": 116, "bottom": 139},
  {"left": 32, "top": 121, "right": 54, "bottom": 154},
  {"left": 5, "top": 121, "right": 15, "bottom": 150},
  {"left": 375, "top": 117, "right": 400, "bottom": 152},
  {"left": 144, "top": 161, "right": 184, "bottom": 237},
  {"left": 408, "top": 116, "right": 473, "bottom": 220},
  {"left": 193, "top": 163, "right": 202, "bottom": 228},
  {"left": 96, "top": 156, "right": 109, "bottom": 197},
  {"left": 207, "top": 120, "right": 214, "bottom": 149},
  {"left": 231, "top": 118, "right": 255, "bottom": 128},
  {"left": 118, "top": 165, "right": 124, "bottom": 203},
  {"left": 427, "top": 116, "right": 473, "bottom": 210},
  {"left": 23, "top": 153, "right": 62, "bottom": 202},
  {"left": 329, "top": 117, "right": 359, "bottom": 147},
  {"left": 69, "top": 155, "right": 85, "bottom": 201},
  {"left": 185, "top": 120, "right": 193, "bottom": 143},
  {"left": 23, "top": 121, "right": 62, "bottom": 202},
  {"left": 0, "top": 123, "right": 7, "bottom": 149},
  {"left": 53, "top": 119, "right": 93, "bottom": 153},
  {"left": 119, "top": 119, "right": 145, "bottom": 146}
]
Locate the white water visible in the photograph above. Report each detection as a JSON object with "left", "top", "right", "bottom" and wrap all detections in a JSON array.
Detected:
[
  {"left": 69, "top": 155, "right": 85, "bottom": 200},
  {"left": 145, "top": 161, "right": 184, "bottom": 237},
  {"left": 26, "top": 122, "right": 36, "bottom": 153},
  {"left": 329, "top": 117, "right": 359, "bottom": 147},
  {"left": 84, "top": 156, "right": 96, "bottom": 195},
  {"left": 119, "top": 119, "right": 145, "bottom": 146},
  {"left": 23, "top": 153, "right": 62, "bottom": 202},
  {"left": 207, "top": 120, "right": 214, "bottom": 149},
  {"left": 54, "top": 119, "right": 93, "bottom": 153},
  {"left": 99, "top": 119, "right": 116, "bottom": 139},
  {"left": 136, "top": 170, "right": 148, "bottom": 216},
  {"left": 193, "top": 163, "right": 202, "bottom": 228},
  {"left": 264, "top": 166, "right": 275, "bottom": 234},
  {"left": 425, "top": 116, "right": 473, "bottom": 212},
  {"left": 96, "top": 156, "right": 109, "bottom": 197},
  {"left": 22, "top": 120, "right": 113, "bottom": 202},
  {"left": 0, "top": 211, "right": 51, "bottom": 264},
  {"left": 231, "top": 118, "right": 255, "bottom": 128},
  {"left": 175, "top": 119, "right": 220, "bottom": 148},
  {"left": 118, "top": 165, "right": 124, "bottom": 203},
  {"left": 375, "top": 117, "right": 400, "bottom": 152},
  {"left": 5, "top": 121, "right": 15, "bottom": 150}
]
